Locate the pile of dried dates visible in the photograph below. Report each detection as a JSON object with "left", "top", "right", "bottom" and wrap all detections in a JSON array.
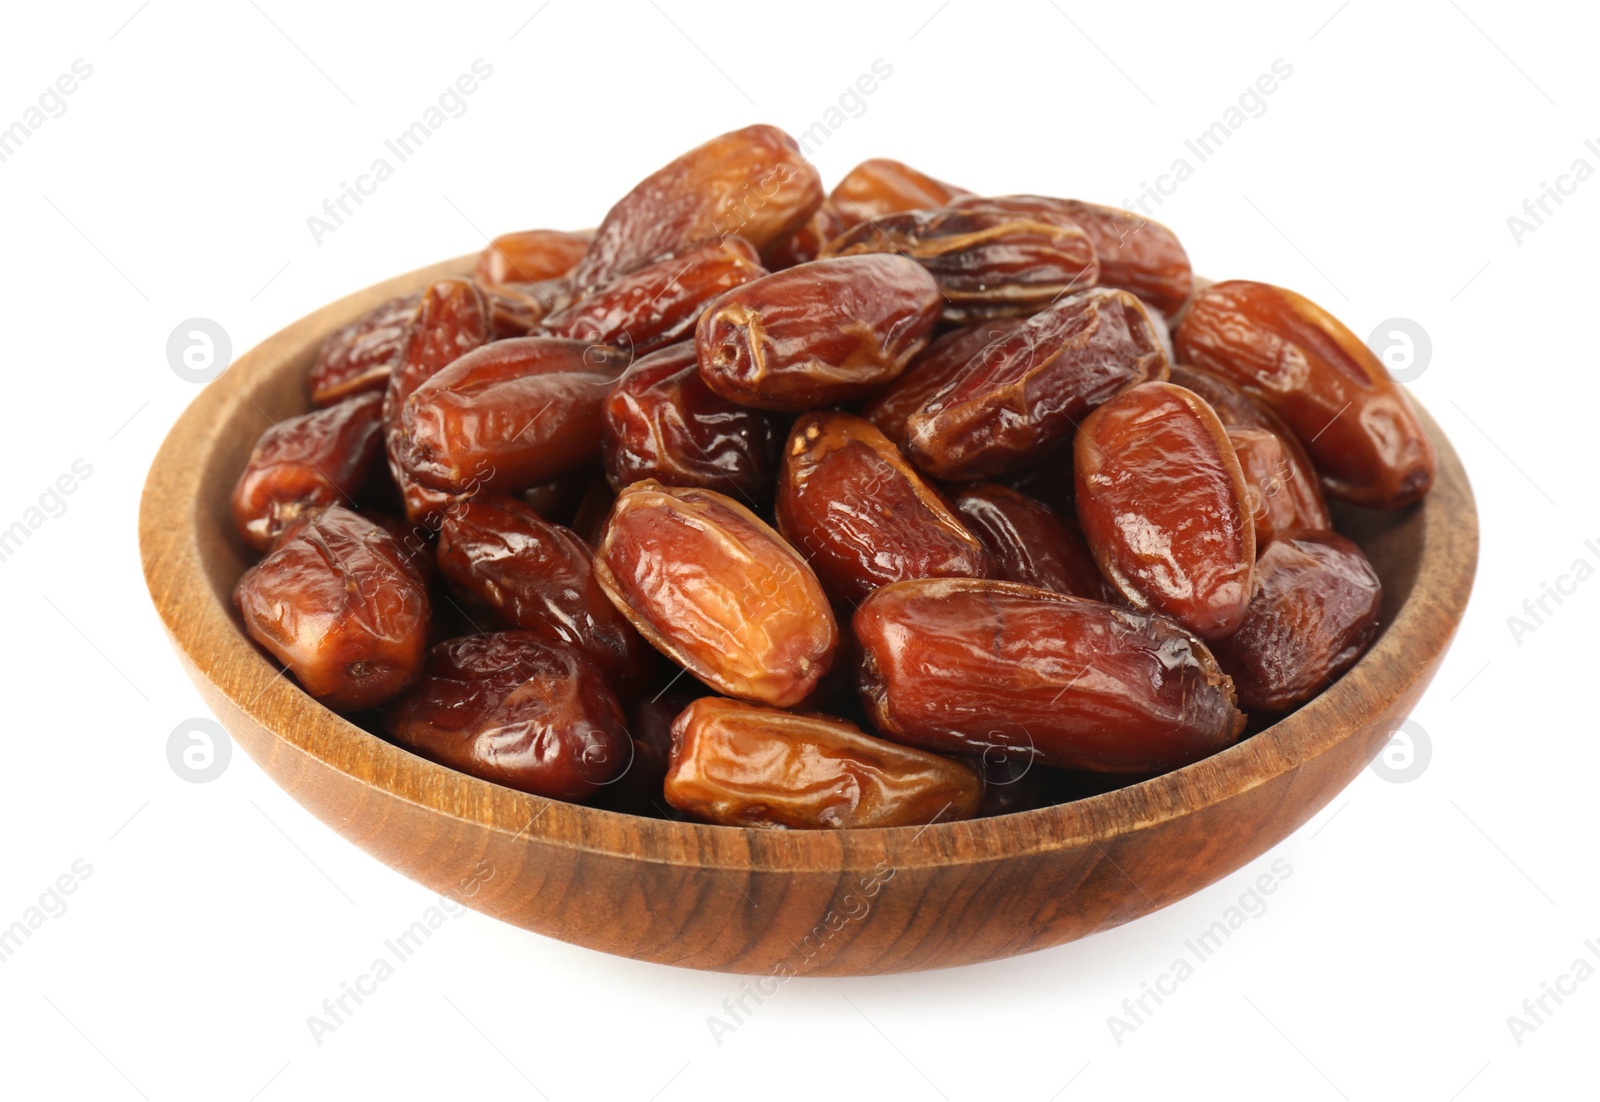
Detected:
[{"left": 232, "top": 124, "right": 1435, "bottom": 829}]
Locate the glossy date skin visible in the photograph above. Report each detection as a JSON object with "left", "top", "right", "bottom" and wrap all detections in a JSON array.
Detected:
[
  {"left": 1210, "top": 532, "right": 1382, "bottom": 713},
  {"left": 827, "top": 157, "right": 968, "bottom": 227},
  {"left": 400, "top": 336, "right": 630, "bottom": 496},
  {"left": 855, "top": 579, "right": 1244, "bottom": 773},
  {"left": 664, "top": 697, "right": 982, "bottom": 829},
  {"left": 1075, "top": 382, "right": 1256, "bottom": 641},
  {"left": 950, "top": 195, "right": 1192, "bottom": 318},
  {"left": 474, "top": 229, "right": 590, "bottom": 286},
  {"left": 696, "top": 255, "right": 942, "bottom": 410},
  {"left": 541, "top": 237, "right": 766, "bottom": 355},
  {"left": 776, "top": 412, "right": 990, "bottom": 606},
  {"left": 905, "top": 287, "right": 1169, "bottom": 480},
  {"left": 601, "top": 342, "right": 783, "bottom": 501},
  {"left": 593, "top": 481, "right": 838, "bottom": 708},
  {"left": 234, "top": 506, "right": 430, "bottom": 711},
  {"left": 436, "top": 495, "right": 654, "bottom": 697},
  {"left": 1174, "top": 280, "right": 1437, "bottom": 508},
  {"left": 572, "top": 125, "right": 822, "bottom": 291},
  {"left": 950, "top": 483, "right": 1111, "bottom": 601},
  {"left": 1169, "top": 363, "right": 1330, "bottom": 549},
  {"left": 381, "top": 279, "right": 491, "bottom": 523},
  {"left": 382, "top": 631, "right": 629, "bottom": 802},
  {"left": 818, "top": 205, "right": 1099, "bottom": 322},
  {"left": 861, "top": 318, "right": 1025, "bottom": 450},
  {"left": 232, "top": 391, "right": 383, "bottom": 551},
  {"left": 761, "top": 203, "right": 846, "bottom": 271},
  {"left": 308, "top": 294, "right": 420, "bottom": 407}
]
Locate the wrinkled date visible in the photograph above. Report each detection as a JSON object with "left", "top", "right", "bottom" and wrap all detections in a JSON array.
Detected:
[
  {"left": 1211, "top": 532, "right": 1382, "bottom": 713},
  {"left": 308, "top": 294, "right": 421, "bottom": 407},
  {"left": 232, "top": 391, "right": 383, "bottom": 551},
  {"left": 541, "top": 237, "right": 767, "bottom": 354},
  {"left": 761, "top": 203, "right": 846, "bottom": 271},
  {"left": 234, "top": 506, "right": 430, "bottom": 711},
  {"left": 594, "top": 482, "right": 837, "bottom": 707},
  {"left": 696, "top": 254, "right": 942, "bottom": 410},
  {"left": 383, "top": 631, "right": 628, "bottom": 801},
  {"left": 1169, "top": 363, "right": 1330, "bottom": 550},
  {"left": 827, "top": 157, "right": 968, "bottom": 227},
  {"left": 855, "top": 579, "right": 1244, "bottom": 772},
  {"left": 818, "top": 205, "right": 1099, "bottom": 322},
  {"left": 400, "top": 336, "right": 630, "bottom": 496},
  {"left": 602, "top": 341, "right": 783, "bottom": 501},
  {"left": 474, "top": 229, "right": 590, "bottom": 286},
  {"left": 573, "top": 124, "right": 822, "bottom": 291},
  {"left": 776, "top": 412, "right": 991, "bottom": 606},
  {"left": 1174, "top": 280, "right": 1437, "bottom": 507},
  {"left": 950, "top": 195, "right": 1192, "bottom": 318},
  {"left": 664, "top": 696, "right": 982, "bottom": 829},
  {"left": 950, "top": 483, "right": 1111, "bottom": 601},
  {"left": 861, "top": 317, "right": 1025, "bottom": 450},
  {"left": 905, "top": 287, "right": 1169, "bottom": 480},
  {"left": 436, "top": 495, "right": 654, "bottom": 697},
  {"left": 1075, "top": 381, "right": 1255, "bottom": 640}
]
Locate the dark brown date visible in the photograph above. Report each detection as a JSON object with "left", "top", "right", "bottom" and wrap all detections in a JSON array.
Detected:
[
  {"left": 308, "top": 293, "right": 419, "bottom": 407},
  {"left": 573, "top": 125, "right": 822, "bottom": 291},
  {"left": 541, "top": 237, "right": 766, "bottom": 355},
  {"left": 696, "top": 255, "right": 942, "bottom": 410},
  {"left": 775, "top": 412, "right": 990, "bottom": 606},
  {"left": 474, "top": 229, "right": 590, "bottom": 286},
  {"left": 435, "top": 495, "right": 654, "bottom": 697},
  {"left": 818, "top": 206, "right": 1099, "bottom": 322},
  {"left": 602, "top": 341, "right": 783, "bottom": 501},
  {"left": 382, "top": 631, "right": 628, "bottom": 801},
  {"left": 861, "top": 317, "right": 1025, "bottom": 450},
  {"left": 234, "top": 506, "right": 429, "bottom": 711},
  {"left": 950, "top": 483, "right": 1111, "bottom": 601},
  {"left": 589, "top": 684, "right": 704, "bottom": 817},
  {"left": 1174, "top": 280, "right": 1437, "bottom": 508},
  {"left": 855, "top": 578, "right": 1244, "bottom": 773},
  {"left": 950, "top": 195, "right": 1192, "bottom": 317},
  {"left": 664, "top": 697, "right": 981, "bottom": 829},
  {"left": 827, "top": 157, "right": 968, "bottom": 227},
  {"left": 593, "top": 481, "right": 837, "bottom": 707},
  {"left": 1209, "top": 532, "right": 1382, "bottom": 713},
  {"left": 1074, "top": 381, "right": 1255, "bottom": 640},
  {"left": 1169, "top": 362, "right": 1330, "bottom": 549},
  {"left": 232, "top": 391, "right": 383, "bottom": 551},
  {"left": 905, "top": 287, "right": 1169, "bottom": 480},
  {"left": 399, "top": 336, "right": 630, "bottom": 496}
]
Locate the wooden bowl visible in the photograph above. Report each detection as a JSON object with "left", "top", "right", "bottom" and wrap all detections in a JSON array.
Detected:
[{"left": 140, "top": 255, "right": 1478, "bottom": 976}]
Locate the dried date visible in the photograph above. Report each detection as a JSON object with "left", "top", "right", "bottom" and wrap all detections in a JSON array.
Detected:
[
  {"left": 861, "top": 317, "right": 1025, "bottom": 450},
  {"left": 950, "top": 483, "right": 1111, "bottom": 601},
  {"left": 474, "top": 229, "right": 590, "bottom": 286},
  {"left": 827, "top": 157, "right": 968, "bottom": 227},
  {"left": 308, "top": 293, "right": 420, "bottom": 407}
]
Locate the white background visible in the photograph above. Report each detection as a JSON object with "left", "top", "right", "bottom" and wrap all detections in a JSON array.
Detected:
[{"left": 0, "top": 1, "right": 1593, "bottom": 1099}]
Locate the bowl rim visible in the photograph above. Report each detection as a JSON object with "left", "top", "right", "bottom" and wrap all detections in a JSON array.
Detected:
[{"left": 140, "top": 253, "right": 1479, "bottom": 876}]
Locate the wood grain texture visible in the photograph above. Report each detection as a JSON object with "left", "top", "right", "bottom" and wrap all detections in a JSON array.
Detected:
[{"left": 140, "top": 255, "right": 1478, "bottom": 975}]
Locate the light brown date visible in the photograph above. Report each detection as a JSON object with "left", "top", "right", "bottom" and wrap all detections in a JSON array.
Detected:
[
  {"left": 776, "top": 412, "right": 991, "bottom": 606},
  {"left": 904, "top": 287, "right": 1169, "bottom": 480},
  {"left": 1074, "top": 381, "right": 1255, "bottom": 640},
  {"left": 855, "top": 578, "right": 1244, "bottom": 772},
  {"left": 399, "top": 336, "right": 630, "bottom": 496},
  {"left": 1173, "top": 280, "right": 1437, "bottom": 508},
  {"left": 664, "top": 697, "right": 982, "bottom": 829},
  {"left": 474, "top": 229, "right": 590, "bottom": 286},
  {"left": 383, "top": 631, "right": 628, "bottom": 801},
  {"left": 1209, "top": 532, "right": 1382, "bottom": 712},
  {"left": 818, "top": 205, "right": 1099, "bottom": 322},
  {"left": 950, "top": 483, "right": 1111, "bottom": 601},
  {"left": 232, "top": 391, "right": 383, "bottom": 551},
  {"left": 827, "top": 157, "right": 968, "bottom": 227},
  {"left": 696, "top": 254, "right": 942, "bottom": 410},
  {"left": 541, "top": 237, "right": 766, "bottom": 355},
  {"left": 593, "top": 481, "right": 838, "bottom": 707},
  {"left": 234, "top": 506, "right": 430, "bottom": 711},
  {"left": 572, "top": 125, "right": 822, "bottom": 291},
  {"left": 602, "top": 341, "right": 783, "bottom": 502},
  {"left": 436, "top": 495, "right": 654, "bottom": 697}
]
